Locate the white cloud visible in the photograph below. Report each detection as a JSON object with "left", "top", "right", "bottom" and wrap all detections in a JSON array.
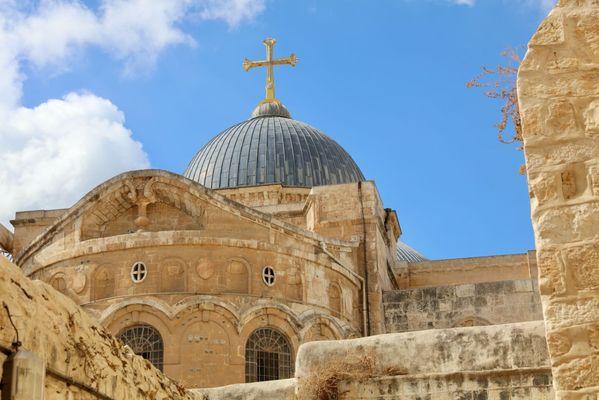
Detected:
[
  {"left": 524, "top": 0, "right": 557, "bottom": 13},
  {"left": 424, "top": 0, "right": 557, "bottom": 11},
  {"left": 451, "top": 0, "right": 476, "bottom": 6},
  {"left": 0, "top": 92, "right": 149, "bottom": 223},
  {"left": 0, "top": 0, "right": 265, "bottom": 228}
]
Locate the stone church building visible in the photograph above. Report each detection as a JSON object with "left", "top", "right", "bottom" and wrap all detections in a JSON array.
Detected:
[{"left": 3, "top": 38, "right": 545, "bottom": 390}]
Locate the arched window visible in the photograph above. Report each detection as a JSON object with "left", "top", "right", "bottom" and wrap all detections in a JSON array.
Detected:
[
  {"left": 117, "top": 325, "right": 164, "bottom": 371},
  {"left": 245, "top": 328, "right": 293, "bottom": 382}
]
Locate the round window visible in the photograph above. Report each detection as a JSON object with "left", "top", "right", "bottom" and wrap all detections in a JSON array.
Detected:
[
  {"left": 131, "top": 262, "right": 147, "bottom": 283},
  {"left": 262, "top": 266, "right": 275, "bottom": 286}
]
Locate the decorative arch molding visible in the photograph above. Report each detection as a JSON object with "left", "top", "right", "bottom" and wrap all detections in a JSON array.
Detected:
[
  {"left": 91, "top": 264, "right": 116, "bottom": 301},
  {"left": 99, "top": 295, "right": 241, "bottom": 325},
  {"left": 239, "top": 302, "right": 303, "bottom": 334},
  {"left": 172, "top": 296, "right": 240, "bottom": 327},
  {"left": 328, "top": 282, "right": 342, "bottom": 316},
  {"left": 159, "top": 256, "right": 188, "bottom": 293},
  {"left": 106, "top": 305, "right": 174, "bottom": 364},
  {"left": 239, "top": 317, "right": 300, "bottom": 368},
  {"left": 221, "top": 257, "right": 251, "bottom": 294},
  {"left": 298, "top": 310, "right": 356, "bottom": 340},
  {"left": 101, "top": 297, "right": 173, "bottom": 326},
  {"left": 17, "top": 170, "right": 357, "bottom": 269},
  {"left": 49, "top": 271, "right": 68, "bottom": 294}
]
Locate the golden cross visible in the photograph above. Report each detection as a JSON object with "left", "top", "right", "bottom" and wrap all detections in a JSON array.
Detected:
[{"left": 243, "top": 38, "right": 297, "bottom": 102}]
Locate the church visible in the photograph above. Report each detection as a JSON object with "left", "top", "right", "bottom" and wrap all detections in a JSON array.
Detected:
[{"left": 2, "top": 38, "right": 543, "bottom": 389}]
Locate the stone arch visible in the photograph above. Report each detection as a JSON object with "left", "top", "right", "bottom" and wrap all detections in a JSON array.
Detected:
[
  {"left": 222, "top": 257, "right": 250, "bottom": 294},
  {"left": 328, "top": 282, "right": 342, "bottom": 316},
  {"left": 117, "top": 324, "right": 164, "bottom": 371},
  {"left": 160, "top": 257, "right": 187, "bottom": 293},
  {"left": 100, "top": 297, "right": 173, "bottom": 323},
  {"left": 244, "top": 327, "right": 294, "bottom": 382},
  {"left": 300, "top": 315, "right": 343, "bottom": 343},
  {"left": 172, "top": 296, "right": 240, "bottom": 323},
  {"left": 105, "top": 303, "right": 175, "bottom": 366},
  {"left": 92, "top": 265, "right": 115, "bottom": 301},
  {"left": 49, "top": 272, "right": 68, "bottom": 294},
  {"left": 240, "top": 303, "right": 303, "bottom": 334},
  {"left": 175, "top": 303, "right": 240, "bottom": 388},
  {"left": 303, "top": 323, "right": 337, "bottom": 343},
  {"left": 239, "top": 305, "right": 301, "bottom": 361}
]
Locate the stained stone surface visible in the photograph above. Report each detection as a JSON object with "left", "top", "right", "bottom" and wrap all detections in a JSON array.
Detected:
[
  {"left": 0, "top": 256, "right": 195, "bottom": 400},
  {"left": 518, "top": 0, "right": 599, "bottom": 397},
  {"left": 383, "top": 279, "right": 544, "bottom": 332}
]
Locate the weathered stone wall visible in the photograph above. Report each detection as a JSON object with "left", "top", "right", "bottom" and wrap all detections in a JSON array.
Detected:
[
  {"left": 384, "top": 278, "right": 543, "bottom": 332},
  {"left": 338, "top": 371, "right": 553, "bottom": 400},
  {"left": 190, "top": 379, "right": 296, "bottom": 400},
  {"left": 306, "top": 181, "right": 400, "bottom": 335},
  {"left": 296, "top": 321, "right": 552, "bottom": 400},
  {"left": 394, "top": 252, "right": 538, "bottom": 289},
  {"left": 518, "top": 0, "right": 599, "bottom": 398},
  {"left": 0, "top": 256, "right": 195, "bottom": 400},
  {"left": 12, "top": 171, "right": 364, "bottom": 388},
  {"left": 184, "top": 321, "right": 552, "bottom": 400}
]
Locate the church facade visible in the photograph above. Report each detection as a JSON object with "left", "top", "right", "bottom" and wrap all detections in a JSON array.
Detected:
[{"left": 3, "top": 38, "right": 542, "bottom": 389}]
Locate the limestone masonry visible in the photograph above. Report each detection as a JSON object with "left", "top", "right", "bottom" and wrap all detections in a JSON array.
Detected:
[{"left": 0, "top": 1, "right": 597, "bottom": 398}]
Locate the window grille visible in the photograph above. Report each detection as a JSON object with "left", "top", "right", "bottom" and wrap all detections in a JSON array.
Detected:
[
  {"left": 130, "top": 261, "right": 147, "bottom": 283},
  {"left": 262, "top": 266, "right": 275, "bottom": 286},
  {"left": 118, "top": 325, "right": 164, "bottom": 371},
  {"left": 245, "top": 328, "right": 292, "bottom": 382}
]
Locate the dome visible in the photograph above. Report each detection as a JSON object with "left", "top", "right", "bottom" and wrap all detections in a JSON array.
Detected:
[
  {"left": 396, "top": 240, "right": 428, "bottom": 263},
  {"left": 184, "top": 101, "right": 364, "bottom": 190}
]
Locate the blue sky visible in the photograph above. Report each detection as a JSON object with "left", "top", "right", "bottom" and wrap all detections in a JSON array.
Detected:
[{"left": 1, "top": 0, "right": 553, "bottom": 259}]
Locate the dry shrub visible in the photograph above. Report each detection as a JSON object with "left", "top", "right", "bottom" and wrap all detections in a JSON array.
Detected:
[
  {"left": 467, "top": 48, "right": 523, "bottom": 150},
  {"left": 296, "top": 352, "right": 407, "bottom": 400}
]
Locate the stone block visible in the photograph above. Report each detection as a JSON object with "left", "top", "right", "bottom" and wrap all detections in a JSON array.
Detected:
[
  {"left": 583, "top": 99, "right": 599, "bottom": 135},
  {"left": 456, "top": 284, "right": 476, "bottom": 298},
  {"left": 536, "top": 202, "right": 599, "bottom": 246},
  {"left": 555, "top": 354, "right": 599, "bottom": 391},
  {"left": 563, "top": 242, "right": 599, "bottom": 291},
  {"left": 529, "top": 15, "right": 565, "bottom": 46}
]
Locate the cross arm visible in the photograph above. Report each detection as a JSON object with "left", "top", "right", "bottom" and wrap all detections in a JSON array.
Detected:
[
  {"left": 243, "top": 58, "right": 268, "bottom": 71},
  {"left": 271, "top": 54, "right": 298, "bottom": 67}
]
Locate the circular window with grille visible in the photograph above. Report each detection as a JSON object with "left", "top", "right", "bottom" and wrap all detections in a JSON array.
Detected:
[
  {"left": 262, "top": 266, "right": 275, "bottom": 286},
  {"left": 131, "top": 262, "right": 147, "bottom": 283}
]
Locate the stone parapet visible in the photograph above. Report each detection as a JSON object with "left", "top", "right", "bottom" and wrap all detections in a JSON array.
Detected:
[
  {"left": 295, "top": 321, "right": 550, "bottom": 378},
  {"left": 189, "top": 378, "right": 296, "bottom": 400}
]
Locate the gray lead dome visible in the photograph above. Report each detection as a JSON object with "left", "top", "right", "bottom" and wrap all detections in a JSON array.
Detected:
[{"left": 184, "top": 103, "right": 364, "bottom": 190}]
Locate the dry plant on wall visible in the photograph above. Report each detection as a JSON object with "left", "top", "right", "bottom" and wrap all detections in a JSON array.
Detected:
[
  {"left": 296, "top": 351, "right": 406, "bottom": 400},
  {"left": 467, "top": 48, "right": 525, "bottom": 172}
]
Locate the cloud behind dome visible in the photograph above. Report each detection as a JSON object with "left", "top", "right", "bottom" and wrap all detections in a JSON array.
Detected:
[{"left": 0, "top": 0, "right": 265, "bottom": 227}]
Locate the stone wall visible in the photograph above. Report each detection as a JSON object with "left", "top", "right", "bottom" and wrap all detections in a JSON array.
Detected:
[
  {"left": 185, "top": 321, "right": 552, "bottom": 400},
  {"left": 518, "top": 0, "right": 599, "bottom": 398},
  {"left": 11, "top": 171, "right": 368, "bottom": 388},
  {"left": 0, "top": 255, "right": 196, "bottom": 400},
  {"left": 384, "top": 278, "right": 543, "bottom": 332},
  {"left": 392, "top": 252, "right": 538, "bottom": 289}
]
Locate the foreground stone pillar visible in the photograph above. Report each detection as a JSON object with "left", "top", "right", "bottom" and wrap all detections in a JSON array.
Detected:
[{"left": 518, "top": 0, "right": 599, "bottom": 398}]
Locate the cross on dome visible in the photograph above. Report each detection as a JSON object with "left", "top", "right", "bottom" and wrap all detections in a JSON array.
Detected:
[{"left": 243, "top": 37, "right": 297, "bottom": 103}]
